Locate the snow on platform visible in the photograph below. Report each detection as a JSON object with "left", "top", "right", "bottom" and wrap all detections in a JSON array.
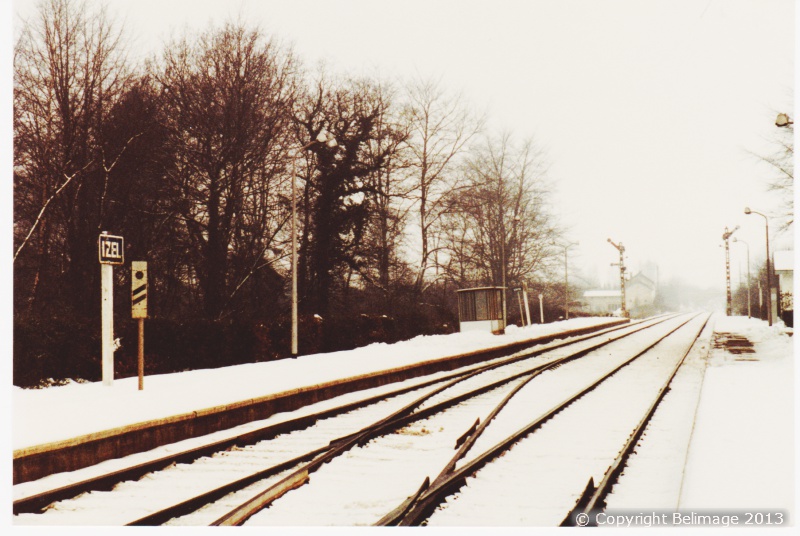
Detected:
[
  {"left": 12, "top": 317, "right": 616, "bottom": 451},
  {"left": 11, "top": 314, "right": 795, "bottom": 524},
  {"left": 679, "top": 315, "right": 795, "bottom": 516}
]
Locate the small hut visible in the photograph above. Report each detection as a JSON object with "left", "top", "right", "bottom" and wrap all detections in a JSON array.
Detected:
[{"left": 456, "top": 287, "right": 506, "bottom": 334}]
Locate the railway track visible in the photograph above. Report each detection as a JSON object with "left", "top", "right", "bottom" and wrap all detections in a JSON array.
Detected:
[
  {"left": 413, "top": 312, "right": 711, "bottom": 526},
  {"left": 13, "top": 313, "right": 706, "bottom": 526}
]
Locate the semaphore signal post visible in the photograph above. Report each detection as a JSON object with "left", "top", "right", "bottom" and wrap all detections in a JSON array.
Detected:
[{"left": 132, "top": 261, "right": 148, "bottom": 390}]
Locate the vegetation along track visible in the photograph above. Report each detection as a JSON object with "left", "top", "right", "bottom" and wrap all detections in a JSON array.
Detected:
[{"left": 13, "top": 314, "right": 689, "bottom": 526}]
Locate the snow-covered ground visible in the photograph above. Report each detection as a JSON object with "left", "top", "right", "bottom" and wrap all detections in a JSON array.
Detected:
[
  {"left": 13, "top": 317, "right": 616, "bottom": 450},
  {"left": 679, "top": 315, "right": 795, "bottom": 514},
  {"left": 8, "top": 313, "right": 796, "bottom": 532}
]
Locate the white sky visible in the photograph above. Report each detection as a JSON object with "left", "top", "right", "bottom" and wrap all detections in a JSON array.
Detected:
[{"left": 8, "top": 0, "right": 797, "bottom": 291}]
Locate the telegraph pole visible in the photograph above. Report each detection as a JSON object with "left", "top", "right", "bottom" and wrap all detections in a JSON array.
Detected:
[{"left": 607, "top": 238, "right": 627, "bottom": 317}]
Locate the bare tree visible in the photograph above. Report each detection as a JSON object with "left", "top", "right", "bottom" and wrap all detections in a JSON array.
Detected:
[
  {"left": 14, "top": 0, "right": 131, "bottom": 316},
  {"left": 758, "top": 122, "right": 793, "bottom": 231},
  {"left": 403, "top": 77, "right": 484, "bottom": 292},
  {"left": 440, "top": 132, "right": 557, "bottom": 290},
  {"left": 155, "top": 22, "right": 299, "bottom": 319}
]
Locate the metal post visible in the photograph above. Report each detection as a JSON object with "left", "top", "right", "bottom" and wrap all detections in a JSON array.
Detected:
[
  {"left": 725, "top": 231, "right": 732, "bottom": 316},
  {"left": 564, "top": 248, "right": 569, "bottom": 319},
  {"left": 522, "top": 281, "right": 532, "bottom": 326},
  {"left": 500, "top": 208, "right": 507, "bottom": 333},
  {"left": 101, "top": 262, "right": 114, "bottom": 386},
  {"left": 765, "top": 222, "right": 772, "bottom": 326},
  {"left": 608, "top": 239, "right": 627, "bottom": 317},
  {"left": 745, "top": 208, "right": 771, "bottom": 325},
  {"left": 538, "top": 293, "right": 544, "bottom": 323},
  {"left": 138, "top": 318, "right": 144, "bottom": 390},
  {"left": 721, "top": 226, "right": 738, "bottom": 316},
  {"left": 291, "top": 154, "right": 299, "bottom": 357},
  {"left": 619, "top": 248, "right": 626, "bottom": 317}
]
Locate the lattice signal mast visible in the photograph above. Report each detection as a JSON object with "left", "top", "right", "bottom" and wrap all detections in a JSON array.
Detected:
[
  {"left": 722, "top": 225, "right": 739, "bottom": 316},
  {"left": 607, "top": 238, "right": 628, "bottom": 318}
]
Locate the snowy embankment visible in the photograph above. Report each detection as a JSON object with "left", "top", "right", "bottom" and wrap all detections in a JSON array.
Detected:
[
  {"left": 13, "top": 317, "right": 617, "bottom": 451},
  {"left": 679, "top": 315, "right": 795, "bottom": 514}
]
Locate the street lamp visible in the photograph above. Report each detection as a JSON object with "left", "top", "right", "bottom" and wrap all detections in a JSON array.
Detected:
[
  {"left": 292, "top": 129, "right": 337, "bottom": 357},
  {"left": 607, "top": 238, "right": 627, "bottom": 317},
  {"left": 744, "top": 207, "right": 772, "bottom": 326},
  {"left": 775, "top": 113, "right": 793, "bottom": 128},
  {"left": 732, "top": 237, "right": 751, "bottom": 318},
  {"left": 554, "top": 241, "right": 578, "bottom": 319}
]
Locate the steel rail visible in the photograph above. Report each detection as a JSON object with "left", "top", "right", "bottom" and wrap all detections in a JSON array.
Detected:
[
  {"left": 14, "top": 317, "right": 646, "bottom": 516},
  {"left": 205, "top": 315, "right": 686, "bottom": 526},
  {"left": 125, "top": 317, "right": 670, "bottom": 525},
  {"left": 386, "top": 313, "right": 702, "bottom": 526},
  {"left": 560, "top": 312, "right": 712, "bottom": 526},
  {"left": 16, "top": 315, "right": 672, "bottom": 525}
]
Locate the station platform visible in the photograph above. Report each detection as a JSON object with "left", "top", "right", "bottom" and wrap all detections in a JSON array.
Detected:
[{"left": 13, "top": 317, "right": 625, "bottom": 484}]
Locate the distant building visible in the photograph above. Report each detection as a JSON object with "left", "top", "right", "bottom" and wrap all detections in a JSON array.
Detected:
[
  {"left": 582, "top": 289, "right": 622, "bottom": 315},
  {"left": 774, "top": 250, "right": 793, "bottom": 327},
  {"left": 582, "top": 272, "right": 657, "bottom": 316},
  {"left": 626, "top": 272, "right": 657, "bottom": 310}
]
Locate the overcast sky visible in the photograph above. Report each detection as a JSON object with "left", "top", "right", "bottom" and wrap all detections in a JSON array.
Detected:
[{"left": 9, "top": 0, "right": 796, "bottom": 291}]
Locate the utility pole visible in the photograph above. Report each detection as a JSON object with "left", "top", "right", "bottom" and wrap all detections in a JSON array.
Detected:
[
  {"left": 554, "top": 241, "right": 578, "bottom": 319},
  {"left": 607, "top": 238, "right": 627, "bottom": 318}
]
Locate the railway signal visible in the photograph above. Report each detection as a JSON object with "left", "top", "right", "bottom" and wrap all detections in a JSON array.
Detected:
[
  {"left": 99, "top": 232, "right": 124, "bottom": 386},
  {"left": 132, "top": 261, "right": 148, "bottom": 390},
  {"left": 607, "top": 238, "right": 628, "bottom": 318},
  {"left": 722, "top": 226, "right": 739, "bottom": 316}
]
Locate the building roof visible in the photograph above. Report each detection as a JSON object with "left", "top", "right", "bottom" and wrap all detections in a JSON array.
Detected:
[{"left": 773, "top": 250, "right": 794, "bottom": 272}]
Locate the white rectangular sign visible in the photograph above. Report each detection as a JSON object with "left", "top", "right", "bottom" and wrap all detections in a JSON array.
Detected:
[{"left": 99, "top": 234, "right": 124, "bottom": 265}]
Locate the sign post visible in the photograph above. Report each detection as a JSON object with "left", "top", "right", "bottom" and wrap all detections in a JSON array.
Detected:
[
  {"left": 512, "top": 287, "right": 524, "bottom": 326},
  {"left": 522, "top": 282, "right": 532, "bottom": 326},
  {"left": 98, "top": 232, "right": 124, "bottom": 386},
  {"left": 132, "top": 261, "right": 148, "bottom": 390},
  {"left": 538, "top": 293, "right": 544, "bottom": 324}
]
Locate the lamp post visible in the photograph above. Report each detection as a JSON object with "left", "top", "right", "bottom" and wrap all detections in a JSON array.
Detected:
[
  {"left": 500, "top": 208, "right": 507, "bottom": 332},
  {"left": 744, "top": 207, "right": 771, "bottom": 326},
  {"left": 607, "top": 238, "right": 627, "bottom": 317},
  {"left": 292, "top": 130, "right": 337, "bottom": 357},
  {"left": 722, "top": 226, "right": 739, "bottom": 316},
  {"left": 554, "top": 241, "right": 578, "bottom": 319},
  {"left": 732, "top": 237, "right": 751, "bottom": 318}
]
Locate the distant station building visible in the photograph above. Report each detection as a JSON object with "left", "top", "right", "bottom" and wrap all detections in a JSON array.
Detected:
[
  {"left": 582, "top": 272, "right": 657, "bottom": 316},
  {"left": 582, "top": 289, "right": 622, "bottom": 315},
  {"left": 457, "top": 287, "right": 506, "bottom": 334},
  {"left": 626, "top": 272, "right": 657, "bottom": 310}
]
